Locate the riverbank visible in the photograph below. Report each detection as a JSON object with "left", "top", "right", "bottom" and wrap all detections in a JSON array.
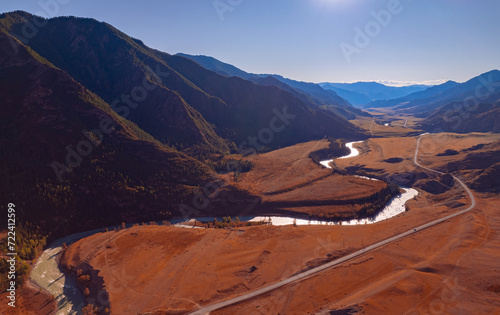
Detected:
[
  {"left": 57, "top": 183, "right": 491, "bottom": 315},
  {"left": 29, "top": 228, "right": 116, "bottom": 314},
  {"left": 28, "top": 139, "right": 417, "bottom": 312},
  {"left": 224, "top": 140, "right": 397, "bottom": 220}
]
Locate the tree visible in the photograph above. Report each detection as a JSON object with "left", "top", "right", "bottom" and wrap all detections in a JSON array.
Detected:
[{"left": 84, "top": 288, "right": 90, "bottom": 296}]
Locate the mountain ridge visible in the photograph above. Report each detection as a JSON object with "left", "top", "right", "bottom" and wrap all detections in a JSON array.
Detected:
[
  {"left": 176, "top": 52, "right": 352, "bottom": 108},
  {"left": 0, "top": 30, "right": 233, "bottom": 237},
  {"left": 365, "top": 80, "right": 460, "bottom": 109},
  {"left": 369, "top": 70, "right": 500, "bottom": 114},
  {"left": 1, "top": 12, "right": 367, "bottom": 153}
]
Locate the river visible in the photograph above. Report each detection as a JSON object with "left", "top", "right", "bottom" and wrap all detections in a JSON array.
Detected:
[
  {"left": 30, "top": 229, "right": 107, "bottom": 314},
  {"left": 317, "top": 140, "right": 418, "bottom": 225},
  {"left": 174, "top": 140, "right": 418, "bottom": 226},
  {"left": 30, "top": 140, "right": 418, "bottom": 313}
]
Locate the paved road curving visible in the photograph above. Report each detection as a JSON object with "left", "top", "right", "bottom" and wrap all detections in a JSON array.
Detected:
[{"left": 189, "top": 133, "right": 477, "bottom": 315}]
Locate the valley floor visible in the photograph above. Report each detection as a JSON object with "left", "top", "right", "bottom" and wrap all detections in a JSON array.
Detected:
[
  {"left": 212, "top": 191, "right": 500, "bottom": 315},
  {"left": 226, "top": 140, "right": 392, "bottom": 220},
  {"left": 18, "top": 132, "right": 500, "bottom": 314}
]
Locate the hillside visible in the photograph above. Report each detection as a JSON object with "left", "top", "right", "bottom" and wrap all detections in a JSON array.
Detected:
[
  {"left": 1, "top": 11, "right": 230, "bottom": 156},
  {"left": 420, "top": 101, "right": 500, "bottom": 133},
  {"left": 0, "top": 30, "right": 254, "bottom": 238},
  {"left": 161, "top": 54, "right": 367, "bottom": 143},
  {"left": 176, "top": 53, "right": 259, "bottom": 80},
  {"left": 248, "top": 75, "right": 320, "bottom": 107},
  {"left": 320, "top": 83, "right": 373, "bottom": 107},
  {"left": 0, "top": 12, "right": 365, "bottom": 153},
  {"left": 266, "top": 74, "right": 351, "bottom": 107}
]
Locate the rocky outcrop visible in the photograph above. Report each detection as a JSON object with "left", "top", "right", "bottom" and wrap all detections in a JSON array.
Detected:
[
  {"left": 471, "top": 162, "right": 500, "bottom": 192},
  {"left": 415, "top": 173, "right": 455, "bottom": 194},
  {"left": 436, "top": 149, "right": 459, "bottom": 156}
]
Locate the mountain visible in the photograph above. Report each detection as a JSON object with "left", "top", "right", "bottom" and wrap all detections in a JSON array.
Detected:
[
  {"left": 163, "top": 55, "right": 365, "bottom": 143},
  {"left": 361, "top": 70, "right": 500, "bottom": 133},
  {"left": 320, "top": 83, "right": 373, "bottom": 107},
  {"left": 1, "top": 12, "right": 365, "bottom": 154},
  {"left": 246, "top": 76, "right": 370, "bottom": 119},
  {"left": 365, "top": 80, "right": 460, "bottom": 109},
  {"left": 176, "top": 53, "right": 352, "bottom": 107},
  {"left": 0, "top": 30, "right": 234, "bottom": 237},
  {"left": 376, "top": 70, "right": 500, "bottom": 114},
  {"left": 0, "top": 11, "right": 370, "bottom": 236},
  {"left": 320, "top": 82, "right": 429, "bottom": 105},
  {"left": 248, "top": 75, "right": 318, "bottom": 105},
  {"left": 408, "top": 70, "right": 500, "bottom": 114},
  {"left": 176, "top": 53, "right": 258, "bottom": 80},
  {"left": 419, "top": 96, "right": 500, "bottom": 133},
  {"left": 1, "top": 12, "right": 231, "bottom": 156},
  {"left": 267, "top": 74, "right": 351, "bottom": 107}
]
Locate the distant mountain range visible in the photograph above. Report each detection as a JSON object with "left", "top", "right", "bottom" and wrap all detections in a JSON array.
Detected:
[
  {"left": 367, "top": 70, "right": 500, "bottom": 113},
  {"left": 178, "top": 53, "right": 434, "bottom": 108},
  {"left": 321, "top": 69, "right": 500, "bottom": 133},
  {"left": 365, "top": 80, "right": 460, "bottom": 109},
  {"left": 320, "top": 82, "right": 430, "bottom": 107},
  {"left": 362, "top": 70, "right": 500, "bottom": 133}
]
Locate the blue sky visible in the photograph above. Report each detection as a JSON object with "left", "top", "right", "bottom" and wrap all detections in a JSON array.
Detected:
[{"left": 1, "top": 0, "right": 499, "bottom": 85}]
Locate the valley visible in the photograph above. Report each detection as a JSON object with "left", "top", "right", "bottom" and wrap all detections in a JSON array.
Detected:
[
  {"left": 222, "top": 140, "right": 398, "bottom": 221},
  {"left": 18, "top": 131, "right": 499, "bottom": 315},
  {"left": 0, "top": 6, "right": 499, "bottom": 315}
]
